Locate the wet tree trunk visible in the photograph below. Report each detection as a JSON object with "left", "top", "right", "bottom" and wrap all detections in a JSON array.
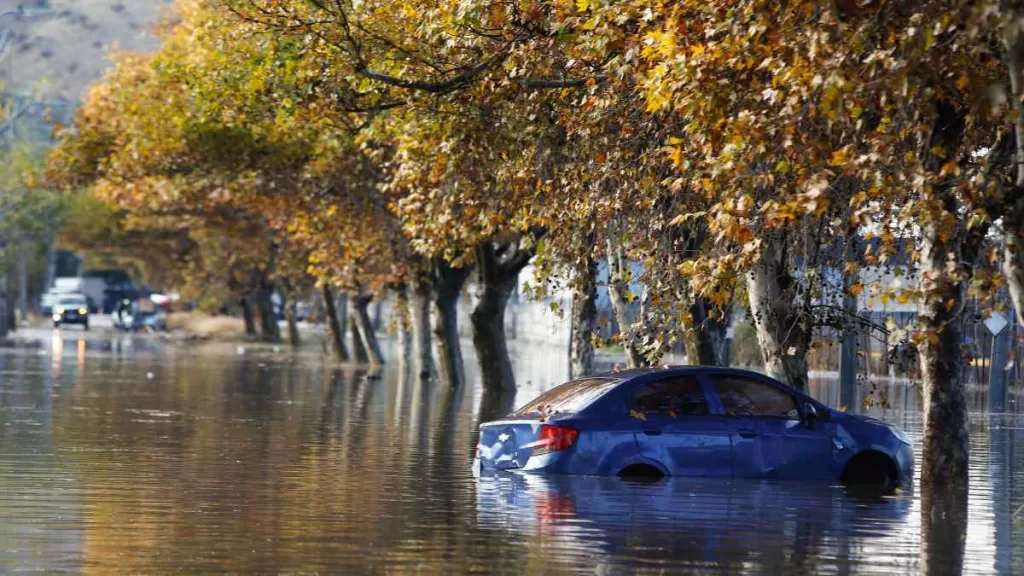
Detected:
[
  {"left": 918, "top": 99, "right": 975, "bottom": 490},
  {"left": 282, "top": 288, "right": 301, "bottom": 347},
  {"left": 337, "top": 291, "right": 350, "bottom": 348},
  {"left": 322, "top": 285, "right": 349, "bottom": 361},
  {"left": 353, "top": 294, "right": 384, "bottom": 367},
  {"left": 409, "top": 273, "right": 435, "bottom": 380},
  {"left": 570, "top": 242, "right": 598, "bottom": 378},
  {"left": 395, "top": 284, "right": 412, "bottom": 379},
  {"left": 471, "top": 239, "right": 536, "bottom": 392},
  {"left": 688, "top": 297, "right": 730, "bottom": 366},
  {"left": 746, "top": 232, "right": 810, "bottom": 391},
  {"left": 255, "top": 279, "right": 281, "bottom": 343},
  {"left": 606, "top": 221, "right": 648, "bottom": 368},
  {"left": 1002, "top": 10, "right": 1024, "bottom": 328},
  {"left": 433, "top": 260, "right": 471, "bottom": 390},
  {"left": 241, "top": 296, "right": 257, "bottom": 336},
  {"left": 920, "top": 486, "right": 968, "bottom": 576},
  {"left": 350, "top": 316, "right": 369, "bottom": 363}
]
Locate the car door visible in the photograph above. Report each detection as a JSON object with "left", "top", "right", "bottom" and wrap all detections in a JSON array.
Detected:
[
  {"left": 630, "top": 374, "right": 733, "bottom": 477},
  {"left": 709, "top": 373, "right": 834, "bottom": 480}
]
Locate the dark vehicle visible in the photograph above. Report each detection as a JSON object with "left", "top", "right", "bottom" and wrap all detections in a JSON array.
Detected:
[
  {"left": 52, "top": 294, "right": 90, "bottom": 330},
  {"left": 474, "top": 367, "right": 913, "bottom": 487}
]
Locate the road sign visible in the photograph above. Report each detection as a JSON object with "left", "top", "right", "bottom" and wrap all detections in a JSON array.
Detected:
[{"left": 984, "top": 312, "right": 1009, "bottom": 336}]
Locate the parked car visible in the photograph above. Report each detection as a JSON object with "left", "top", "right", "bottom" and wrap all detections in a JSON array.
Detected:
[
  {"left": 52, "top": 294, "right": 90, "bottom": 330},
  {"left": 474, "top": 367, "right": 914, "bottom": 487}
]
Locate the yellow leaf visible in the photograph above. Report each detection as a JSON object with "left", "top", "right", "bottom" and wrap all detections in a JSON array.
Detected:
[
  {"left": 575, "top": 0, "right": 590, "bottom": 11},
  {"left": 849, "top": 282, "right": 864, "bottom": 296}
]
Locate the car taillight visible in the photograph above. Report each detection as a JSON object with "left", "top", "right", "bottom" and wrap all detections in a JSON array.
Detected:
[{"left": 531, "top": 425, "right": 579, "bottom": 456}]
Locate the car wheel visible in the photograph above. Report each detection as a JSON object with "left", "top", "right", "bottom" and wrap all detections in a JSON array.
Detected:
[
  {"left": 53, "top": 321, "right": 60, "bottom": 329},
  {"left": 83, "top": 321, "right": 89, "bottom": 331},
  {"left": 841, "top": 451, "right": 898, "bottom": 489}
]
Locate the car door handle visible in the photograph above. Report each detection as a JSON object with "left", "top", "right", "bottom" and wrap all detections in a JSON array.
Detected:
[
  {"left": 643, "top": 428, "right": 663, "bottom": 436},
  {"left": 737, "top": 429, "right": 760, "bottom": 438}
]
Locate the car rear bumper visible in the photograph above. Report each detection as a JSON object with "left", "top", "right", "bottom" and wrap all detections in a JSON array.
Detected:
[{"left": 474, "top": 452, "right": 569, "bottom": 476}]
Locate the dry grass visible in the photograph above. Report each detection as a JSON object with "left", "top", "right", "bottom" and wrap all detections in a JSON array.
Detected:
[
  {"left": 166, "top": 312, "right": 246, "bottom": 340},
  {"left": 1, "top": 0, "right": 165, "bottom": 101}
]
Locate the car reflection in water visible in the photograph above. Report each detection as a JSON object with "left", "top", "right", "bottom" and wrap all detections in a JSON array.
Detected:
[{"left": 476, "top": 472, "right": 914, "bottom": 572}]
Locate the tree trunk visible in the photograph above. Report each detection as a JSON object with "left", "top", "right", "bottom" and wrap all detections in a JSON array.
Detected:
[
  {"left": 606, "top": 221, "right": 648, "bottom": 368},
  {"left": 283, "top": 290, "right": 301, "bottom": 347},
  {"left": 350, "top": 316, "right": 369, "bottom": 363},
  {"left": 395, "top": 284, "right": 412, "bottom": 379},
  {"left": 337, "top": 291, "right": 350, "bottom": 347},
  {"left": 17, "top": 240, "right": 28, "bottom": 322},
  {"left": 918, "top": 99, "right": 973, "bottom": 490},
  {"left": 353, "top": 294, "right": 384, "bottom": 367},
  {"left": 917, "top": 269, "right": 970, "bottom": 489},
  {"left": 44, "top": 238, "right": 56, "bottom": 294},
  {"left": 433, "top": 260, "right": 471, "bottom": 390},
  {"left": 241, "top": 296, "right": 257, "bottom": 336},
  {"left": 1003, "top": 7, "right": 1024, "bottom": 327},
  {"left": 0, "top": 284, "right": 8, "bottom": 339},
  {"left": 322, "top": 285, "right": 349, "bottom": 360},
  {"left": 5, "top": 292, "right": 14, "bottom": 333},
  {"left": 570, "top": 244, "right": 598, "bottom": 378},
  {"left": 746, "top": 233, "right": 810, "bottom": 391},
  {"left": 471, "top": 239, "right": 536, "bottom": 392},
  {"left": 471, "top": 276, "right": 515, "bottom": 392},
  {"left": 409, "top": 274, "right": 435, "bottom": 380},
  {"left": 687, "top": 297, "right": 730, "bottom": 366},
  {"left": 920, "top": 484, "right": 968, "bottom": 576},
  {"left": 255, "top": 279, "right": 281, "bottom": 343}
]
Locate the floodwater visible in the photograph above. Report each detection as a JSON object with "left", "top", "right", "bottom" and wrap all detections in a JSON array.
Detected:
[{"left": 0, "top": 331, "right": 1022, "bottom": 574}]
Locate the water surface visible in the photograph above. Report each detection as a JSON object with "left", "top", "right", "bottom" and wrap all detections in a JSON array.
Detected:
[{"left": 0, "top": 333, "right": 1022, "bottom": 574}]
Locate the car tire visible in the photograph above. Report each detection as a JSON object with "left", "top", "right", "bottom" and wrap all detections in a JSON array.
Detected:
[
  {"left": 83, "top": 321, "right": 89, "bottom": 331},
  {"left": 841, "top": 451, "right": 898, "bottom": 489},
  {"left": 53, "top": 321, "right": 60, "bottom": 329}
]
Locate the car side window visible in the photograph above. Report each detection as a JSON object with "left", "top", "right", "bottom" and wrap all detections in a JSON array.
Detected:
[
  {"left": 711, "top": 376, "right": 799, "bottom": 419},
  {"left": 632, "top": 377, "right": 710, "bottom": 417}
]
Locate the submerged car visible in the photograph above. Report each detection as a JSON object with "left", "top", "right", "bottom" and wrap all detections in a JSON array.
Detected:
[
  {"left": 52, "top": 294, "right": 90, "bottom": 330},
  {"left": 474, "top": 367, "right": 913, "bottom": 486}
]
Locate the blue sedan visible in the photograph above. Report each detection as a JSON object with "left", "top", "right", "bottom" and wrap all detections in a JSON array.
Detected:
[{"left": 474, "top": 367, "right": 913, "bottom": 486}]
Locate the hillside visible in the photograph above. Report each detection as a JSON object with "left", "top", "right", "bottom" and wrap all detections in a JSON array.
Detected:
[{"left": 1, "top": 0, "right": 169, "bottom": 102}]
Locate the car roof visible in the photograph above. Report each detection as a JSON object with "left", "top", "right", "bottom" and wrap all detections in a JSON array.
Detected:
[
  {"left": 592, "top": 366, "right": 811, "bottom": 391},
  {"left": 593, "top": 365, "right": 763, "bottom": 380}
]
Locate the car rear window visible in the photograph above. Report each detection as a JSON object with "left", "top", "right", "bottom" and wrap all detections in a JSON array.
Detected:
[{"left": 514, "top": 377, "right": 619, "bottom": 417}]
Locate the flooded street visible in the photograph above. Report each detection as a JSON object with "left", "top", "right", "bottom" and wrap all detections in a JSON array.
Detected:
[{"left": 1, "top": 332, "right": 1023, "bottom": 574}]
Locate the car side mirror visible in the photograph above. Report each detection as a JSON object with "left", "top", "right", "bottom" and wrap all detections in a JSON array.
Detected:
[{"left": 802, "top": 404, "right": 819, "bottom": 428}]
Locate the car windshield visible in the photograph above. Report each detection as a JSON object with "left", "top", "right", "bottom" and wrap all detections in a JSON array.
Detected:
[
  {"left": 514, "top": 377, "right": 619, "bottom": 417},
  {"left": 58, "top": 297, "right": 87, "bottom": 307}
]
